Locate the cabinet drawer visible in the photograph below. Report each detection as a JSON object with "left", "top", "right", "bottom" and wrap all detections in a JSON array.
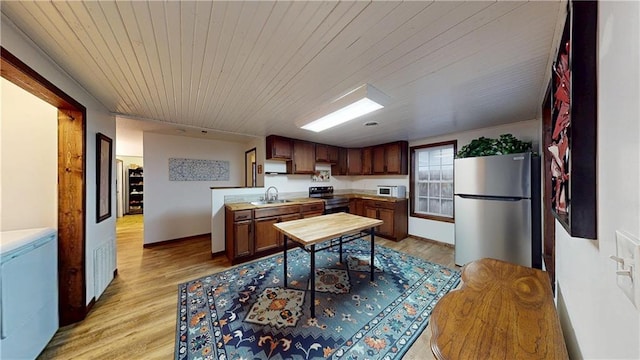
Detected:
[
  {"left": 233, "top": 210, "right": 252, "bottom": 221},
  {"left": 363, "top": 200, "right": 395, "bottom": 210},
  {"left": 254, "top": 205, "right": 300, "bottom": 219},
  {"left": 301, "top": 202, "right": 324, "bottom": 213}
]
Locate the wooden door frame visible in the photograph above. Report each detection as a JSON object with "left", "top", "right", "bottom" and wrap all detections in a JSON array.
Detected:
[{"left": 1, "top": 47, "right": 88, "bottom": 325}]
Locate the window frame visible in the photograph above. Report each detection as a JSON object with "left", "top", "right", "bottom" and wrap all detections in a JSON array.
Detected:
[{"left": 410, "top": 140, "right": 457, "bottom": 223}]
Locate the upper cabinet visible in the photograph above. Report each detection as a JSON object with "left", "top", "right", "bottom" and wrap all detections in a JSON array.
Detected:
[
  {"left": 331, "top": 147, "right": 348, "bottom": 175},
  {"left": 265, "top": 135, "right": 407, "bottom": 176},
  {"left": 372, "top": 141, "right": 408, "bottom": 175},
  {"left": 328, "top": 146, "right": 340, "bottom": 164},
  {"left": 315, "top": 143, "right": 330, "bottom": 163},
  {"left": 362, "top": 147, "right": 373, "bottom": 175},
  {"left": 288, "top": 140, "right": 316, "bottom": 174},
  {"left": 347, "top": 148, "right": 363, "bottom": 175},
  {"left": 266, "top": 135, "right": 292, "bottom": 160}
]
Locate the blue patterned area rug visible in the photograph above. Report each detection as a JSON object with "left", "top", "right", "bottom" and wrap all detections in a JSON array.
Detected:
[{"left": 175, "top": 238, "right": 460, "bottom": 360}]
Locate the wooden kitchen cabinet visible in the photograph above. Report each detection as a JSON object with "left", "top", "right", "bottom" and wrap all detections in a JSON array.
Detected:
[
  {"left": 362, "top": 147, "right": 373, "bottom": 175},
  {"left": 288, "top": 140, "right": 315, "bottom": 174},
  {"left": 347, "top": 148, "right": 362, "bottom": 175},
  {"left": 266, "top": 135, "right": 292, "bottom": 160},
  {"left": 254, "top": 205, "right": 301, "bottom": 253},
  {"left": 315, "top": 143, "right": 330, "bottom": 163},
  {"left": 362, "top": 199, "right": 408, "bottom": 241},
  {"left": 226, "top": 204, "right": 303, "bottom": 264},
  {"left": 254, "top": 216, "right": 281, "bottom": 253},
  {"left": 301, "top": 202, "right": 324, "bottom": 218},
  {"left": 225, "top": 209, "right": 254, "bottom": 261},
  {"left": 328, "top": 146, "right": 340, "bottom": 163},
  {"left": 372, "top": 141, "right": 408, "bottom": 175},
  {"left": 331, "top": 147, "right": 348, "bottom": 175},
  {"left": 349, "top": 198, "right": 364, "bottom": 216}
]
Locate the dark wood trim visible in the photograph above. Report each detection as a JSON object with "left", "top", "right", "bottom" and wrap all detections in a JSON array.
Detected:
[
  {"left": 85, "top": 297, "right": 97, "bottom": 314},
  {"left": 211, "top": 250, "right": 225, "bottom": 258},
  {"left": 409, "top": 140, "right": 457, "bottom": 222},
  {"left": 542, "top": 81, "right": 556, "bottom": 289},
  {"left": 2, "top": 46, "right": 88, "bottom": 325},
  {"left": 410, "top": 213, "right": 455, "bottom": 223},
  {"left": 1, "top": 47, "right": 84, "bottom": 111},
  {"left": 143, "top": 233, "right": 212, "bottom": 248}
]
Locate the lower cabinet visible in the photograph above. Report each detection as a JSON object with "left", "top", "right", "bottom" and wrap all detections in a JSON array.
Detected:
[
  {"left": 349, "top": 198, "right": 364, "bottom": 216},
  {"left": 362, "top": 199, "right": 408, "bottom": 241},
  {"left": 225, "top": 209, "right": 255, "bottom": 261},
  {"left": 254, "top": 217, "right": 280, "bottom": 253},
  {"left": 226, "top": 202, "right": 322, "bottom": 264}
]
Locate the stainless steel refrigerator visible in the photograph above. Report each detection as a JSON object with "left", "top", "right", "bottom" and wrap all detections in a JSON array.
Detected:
[{"left": 454, "top": 152, "right": 541, "bottom": 268}]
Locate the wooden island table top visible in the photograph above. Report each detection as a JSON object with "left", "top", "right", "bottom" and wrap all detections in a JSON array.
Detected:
[
  {"left": 273, "top": 212, "right": 382, "bottom": 246},
  {"left": 430, "top": 258, "right": 568, "bottom": 360}
]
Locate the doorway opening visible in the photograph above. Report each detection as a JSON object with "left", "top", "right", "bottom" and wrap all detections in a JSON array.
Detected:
[
  {"left": 2, "top": 47, "right": 87, "bottom": 325},
  {"left": 245, "top": 147, "right": 257, "bottom": 187}
]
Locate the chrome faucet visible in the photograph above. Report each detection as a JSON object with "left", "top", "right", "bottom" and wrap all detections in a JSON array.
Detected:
[{"left": 265, "top": 186, "right": 278, "bottom": 201}]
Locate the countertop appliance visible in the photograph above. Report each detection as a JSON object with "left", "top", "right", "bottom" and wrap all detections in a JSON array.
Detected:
[
  {"left": 309, "top": 186, "right": 350, "bottom": 214},
  {"left": 376, "top": 185, "right": 406, "bottom": 198},
  {"left": 454, "top": 153, "right": 541, "bottom": 268},
  {"left": 1, "top": 227, "right": 59, "bottom": 359}
]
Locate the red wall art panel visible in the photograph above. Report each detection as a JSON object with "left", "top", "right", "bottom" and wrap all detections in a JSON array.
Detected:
[{"left": 547, "top": 1, "right": 598, "bottom": 239}]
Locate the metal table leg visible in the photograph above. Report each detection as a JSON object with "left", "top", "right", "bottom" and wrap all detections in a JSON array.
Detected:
[
  {"left": 370, "top": 227, "right": 375, "bottom": 281},
  {"left": 339, "top": 235, "right": 343, "bottom": 263},
  {"left": 310, "top": 244, "right": 316, "bottom": 318},
  {"left": 283, "top": 235, "right": 288, "bottom": 288}
]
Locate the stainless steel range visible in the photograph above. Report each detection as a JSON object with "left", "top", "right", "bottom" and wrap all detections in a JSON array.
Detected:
[{"left": 309, "top": 186, "right": 350, "bottom": 214}]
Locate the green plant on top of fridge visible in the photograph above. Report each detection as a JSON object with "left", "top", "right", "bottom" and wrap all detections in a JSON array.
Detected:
[{"left": 456, "top": 134, "right": 532, "bottom": 158}]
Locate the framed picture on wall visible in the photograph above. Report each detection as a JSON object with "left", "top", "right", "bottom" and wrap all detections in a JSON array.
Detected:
[
  {"left": 96, "top": 133, "right": 112, "bottom": 223},
  {"left": 548, "top": 1, "right": 597, "bottom": 239}
]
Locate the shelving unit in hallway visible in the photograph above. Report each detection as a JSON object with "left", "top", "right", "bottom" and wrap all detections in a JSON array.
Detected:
[{"left": 127, "top": 167, "right": 143, "bottom": 214}]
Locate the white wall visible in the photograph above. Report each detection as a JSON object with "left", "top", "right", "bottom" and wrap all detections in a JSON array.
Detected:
[
  {"left": 1, "top": 15, "right": 117, "bottom": 305},
  {"left": 115, "top": 119, "right": 143, "bottom": 157},
  {"left": 143, "top": 132, "right": 247, "bottom": 244},
  {"left": 408, "top": 119, "right": 540, "bottom": 244},
  {"left": 556, "top": 2, "right": 640, "bottom": 358},
  {"left": 1, "top": 79, "right": 57, "bottom": 230}
]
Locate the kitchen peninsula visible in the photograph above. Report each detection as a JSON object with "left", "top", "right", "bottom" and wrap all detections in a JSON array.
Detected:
[{"left": 212, "top": 187, "right": 408, "bottom": 264}]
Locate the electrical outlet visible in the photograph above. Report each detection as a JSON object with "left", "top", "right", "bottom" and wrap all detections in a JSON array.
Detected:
[{"left": 613, "top": 230, "right": 640, "bottom": 309}]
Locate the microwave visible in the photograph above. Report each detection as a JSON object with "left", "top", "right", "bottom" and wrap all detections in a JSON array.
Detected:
[{"left": 376, "top": 185, "right": 406, "bottom": 198}]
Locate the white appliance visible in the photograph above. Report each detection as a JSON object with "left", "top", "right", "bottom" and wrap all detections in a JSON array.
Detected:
[
  {"left": 376, "top": 185, "right": 406, "bottom": 198},
  {"left": 454, "top": 153, "right": 541, "bottom": 268},
  {"left": 1, "top": 227, "right": 59, "bottom": 359}
]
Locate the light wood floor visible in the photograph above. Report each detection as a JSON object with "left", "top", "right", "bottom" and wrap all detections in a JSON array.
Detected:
[{"left": 38, "top": 215, "right": 455, "bottom": 359}]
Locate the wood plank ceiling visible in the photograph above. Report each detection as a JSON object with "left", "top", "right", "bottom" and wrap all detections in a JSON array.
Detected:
[{"left": 1, "top": 1, "right": 563, "bottom": 146}]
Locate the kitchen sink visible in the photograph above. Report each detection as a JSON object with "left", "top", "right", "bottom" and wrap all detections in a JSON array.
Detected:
[{"left": 250, "top": 199, "right": 291, "bottom": 206}]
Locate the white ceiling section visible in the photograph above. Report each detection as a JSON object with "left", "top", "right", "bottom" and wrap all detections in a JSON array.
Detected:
[{"left": 2, "top": 1, "right": 563, "bottom": 147}]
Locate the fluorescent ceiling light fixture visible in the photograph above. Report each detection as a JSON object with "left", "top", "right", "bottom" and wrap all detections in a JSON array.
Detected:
[{"left": 301, "top": 84, "right": 388, "bottom": 132}]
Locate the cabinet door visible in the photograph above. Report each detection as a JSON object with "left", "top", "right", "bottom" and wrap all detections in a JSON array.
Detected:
[
  {"left": 372, "top": 146, "right": 386, "bottom": 174},
  {"left": 266, "top": 135, "right": 292, "bottom": 160},
  {"left": 362, "top": 147, "right": 373, "bottom": 175},
  {"left": 385, "top": 142, "right": 407, "bottom": 174},
  {"left": 364, "top": 206, "right": 378, "bottom": 220},
  {"left": 331, "top": 147, "right": 348, "bottom": 175},
  {"left": 328, "top": 146, "right": 340, "bottom": 164},
  {"left": 234, "top": 220, "right": 253, "bottom": 257},
  {"left": 377, "top": 208, "right": 395, "bottom": 238},
  {"left": 254, "top": 217, "right": 280, "bottom": 252},
  {"left": 315, "top": 143, "right": 329, "bottom": 162},
  {"left": 291, "top": 140, "right": 316, "bottom": 174},
  {"left": 347, "top": 148, "right": 362, "bottom": 175}
]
